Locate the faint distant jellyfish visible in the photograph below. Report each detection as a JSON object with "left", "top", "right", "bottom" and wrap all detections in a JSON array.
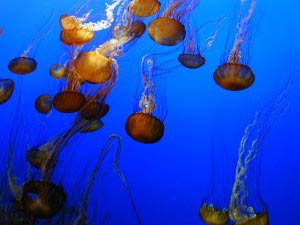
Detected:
[
  {"left": 21, "top": 180, "right": 66, "bottom": 219},
  {"left": 35, "top": 94, "right": 53, "bottom": 114},
  {"left": 148, "top": 0, "right": 198, "bottom": 46},
  {"left": 128, "top": 0, "right": 161, "bottom": 18},
  {"left": 26, "top": 149, "right": 50, "bottom": 169},
  {"left": 0, "top": 78, "right": 14, "bottom": 104},
  {"left": 112, "top": 19, "right": 146, "bottom": 40},
  {"left": 49, "top": 64, "right": 66, "bottom": 79},
  {"left": 53, "top": 91, "right": 86, "bottom": 113},
  {"left": 125, "top": 55, "right": 165, "bottom": 143},
  {"left": 214, "top": 0, "right": 256, "bottom": 91},
  {"left": 80, "top": 102, "right": 109, "bottom": 120},
  {"left": 81, "top": 119, "right": 104, "bottom": 133}
]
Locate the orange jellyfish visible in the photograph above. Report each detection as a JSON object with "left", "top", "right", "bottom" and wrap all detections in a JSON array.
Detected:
[
  {"left": 125, "top": 55, "right": 165, "bottom": 143},
  {"left": 80, "top": 119, "right": 104, "bottom": 133},
  {"left": 73, "top": 51, "right": 113, "bottom": 84},
  {"left": 112, "top": 18, "right": 146, "bottom": 41},
  {"left": 49, "top": 64, "right": 66, "bottom": 79},
  {"left": 0, "top": 78, "right": 14, "bottom": 104},
  {"left": 59, "top": 0, "right": 123, "bottom": 46},
  {"left": 179, "top": 19, "right": 224, "bottom": 69},
  {"left": 53, "top": 91, "right": 86, "bottom": 113},
  {"left": 8, "top": 13, "right": 53, "bottom": 75},
  {"left": 26, "top": 149, "right": 50, "bottom": 169},
  {"left": 60, "top": 14, "right": 94, "bottom": 46},
  {"left": 213, "top": 0, "right": 256, "bottom": 91},
  {"left": 128, "top": 0, "right": 161, "bottom": 18},
  {"left": 148, "top": 0, "right": 198, "bottom": 46},
  {"left": 8, "top": 57, "right": 37, "bottom": 75},
  {"left": 199, "top": 143, "right": 230, "bottom": 225},
  {"left": 35, "top": 94, "right": 53, "bottom": 114}
]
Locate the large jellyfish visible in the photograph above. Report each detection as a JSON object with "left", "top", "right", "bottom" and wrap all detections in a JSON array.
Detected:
[
  {"left": 213, "top": 0, "right": 256, "bottom": 91},
  {"left": 125, "top": 54, "right": 166, "bottom": 143}
]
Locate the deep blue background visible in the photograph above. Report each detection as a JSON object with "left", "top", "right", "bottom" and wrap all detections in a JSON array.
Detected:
[{"left": 0, "top": 0, "right": 299, "bottom": 224}]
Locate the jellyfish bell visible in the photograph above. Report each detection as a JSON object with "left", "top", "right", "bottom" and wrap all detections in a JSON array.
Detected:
[
  {"left": 148, "top": 17, "right": 186, "bottom": 46},
  {"left": 60, "top": 28, "right": 94, "bottom": 46},
  {"left": 74, "top": 51, "right": 113, "bottom": 84},
  {"left": 125, "top": 112, "right": 164, "bottom": 143},
  {"left": 53, "top": 91, "right": 86, "bottom": 113},
  {"left": 236, "top": 211, "right": 269, "bottom": 225},
  {"left": 21, "top": 180, "right": 66, "bottom": 219},
  {"left": 26, "top": 149, "right": 50, "bottom": 169},
  {"left": 0, "top": 78, "right": 14, "bottom": 104},
  {"left": 35, "top": 94, "right": 52, "bottom": 114},
  {"left": 49, "top": 64, "right": 66, "bottom": 79},
  {"left": 112, "top": 20, "right": 146, "bottom": 40},
  {"left": 128, "top": 0, "right": 161, "bottom": 18},
  {"left": 178, "top": 53, "right": 205, "bottom": 69},
  {"left": 60, "top": 14, "right": 78, "bottom": 30},
  {"left": 80, "top": 102, "right": 109, "bottom": 120},
  {"left": 8, "top": 57, "right": 37, "bottom": 75},
  {"left": 200, "top": 204, "right": 229, "bottom": 225},
  {"left": 213, "top": 63, "right": 255, "bottom": 91}
]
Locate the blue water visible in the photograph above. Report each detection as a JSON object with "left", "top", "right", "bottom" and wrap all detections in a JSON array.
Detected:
[{"left": 0, "top": 0, "right": 299, "bottom": 224}]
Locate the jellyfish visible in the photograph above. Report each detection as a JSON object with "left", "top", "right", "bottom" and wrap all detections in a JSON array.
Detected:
[
  {"left": 59, "top": 0, "right": 122, "bottom": 46},
  {"left": 8, "top": 13, "right": 53, "bottom": 75},
  {"left": 229, "top": 74, "right": 293, "bottom": 224},
  {"left": 179, "top": 19, "right": 224, "bottom": 69},
  {"left": 49, "top": 64, "right": 66, "bottom": 79},
  {"left": 125, "top": 55, "right": 166, "bottom": 143},
  {"left": 213, "top": 0, "right": 256, "bottom": 91},
  {"left": 53, "top": 91, "right": 86, "bottom": 113},
  {"left": 21, "top": 180, "right": 66, "bottom": 219},
  {"left": 148, "top": 0, "right": 198, "bottom": 46},
  {"left": 35, "top": 94, "right": 53, "bottom": 114},
  {"left": 128, "top": 0, "right": 161, "bottom": 18},
  {"left": 0, "top": 78, "right": 14, "bottom": 104},
  {"left": 80, "top": 119, "right": 104, "bottom": 133},
  {"left": 199, "top": 142, "right": 230, "bottom": 225}
]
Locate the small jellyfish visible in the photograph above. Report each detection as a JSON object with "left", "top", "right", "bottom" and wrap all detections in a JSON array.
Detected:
[
  {"left": 49, "top": 64, "right": 66, "bottom": 79},
  {"left": 74, "top": 51, "right": 113, "bottom": 84},
  {"left": 178, "top": 54, "right": 205, "bottom": 69},
  {"left": 128, "top": 0, "right": 161, "bottom": 18},
  {"left": 35, "top": 94, "right": 53, "bottom": 114},
  {"left": 148, "top": 0, "right": 198, "bottom": 46},
  {"left": 21, "top": 180, "right": 66, "bottom": 219},
  {"left": 8, "top": 57, "right": 37, "bottom": 75},
  {"left": 0, "top": 78, "right": 14, "bottom": 104},
  {"left": 214, "top": 0, "right": 256, "bottom": 91},
  {"left": 53, "top": 91, "right": 86, "bottom": 113}
]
